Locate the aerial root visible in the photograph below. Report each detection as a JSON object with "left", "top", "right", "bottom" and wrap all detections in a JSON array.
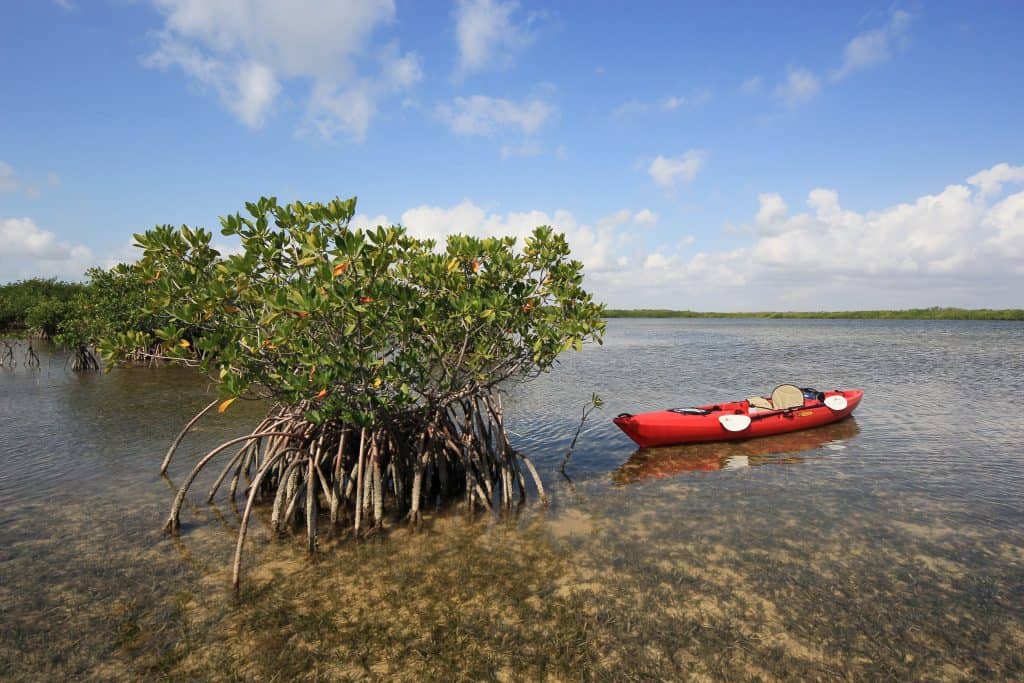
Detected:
[{"left": 163, "top": 390, "right": 541, "bottom": 590}]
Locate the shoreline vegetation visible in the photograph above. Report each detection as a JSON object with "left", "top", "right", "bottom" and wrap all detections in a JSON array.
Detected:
[
  {"left": 2, "top": 279, "right": 1022, "bottom": 339},
  {"left": 603, "top": 307, "right": 1024, "bottom": 320}
]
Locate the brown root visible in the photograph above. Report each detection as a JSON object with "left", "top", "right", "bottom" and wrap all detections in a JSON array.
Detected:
[{"left": 164, "top": 389, "right": 548, "bottom": 590}]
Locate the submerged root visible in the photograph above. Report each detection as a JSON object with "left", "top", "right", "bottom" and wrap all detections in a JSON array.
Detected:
[
  {"left": 69, "top": 345, "right": 100, "bottom": 372},
  {"left": 24, "top": 343, "right": 40, "bottom": 369},
  {"left": 161, "top": 391, "right": 543, "bottom": 591},
  {"left": 0, "top": 341, "right": 14, "bottom": 368}
]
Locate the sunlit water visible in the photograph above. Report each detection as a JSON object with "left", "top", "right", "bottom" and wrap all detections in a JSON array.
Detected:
[{"left": 1, "top": 319, "right": 1022, "bottom": 680}]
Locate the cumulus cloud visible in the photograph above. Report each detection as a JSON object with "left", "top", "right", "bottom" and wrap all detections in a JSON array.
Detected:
[
  {"left": 364, "top": 163, "right": 1024, "bottom": 310},
  {"left": 642, "top": 252, "right": 670, "bottom": 270},
  {"left": 380, "top": 201, "right": 628, "bottom": 273},
  {"left": 453, "top": 0, "right": 534, "bottom": 78},
  {"left": 437, "top": 95, "right": 555, "bottom": 136},
  {"left": 0, "top": 217, "right": 95, "bottom": 280},
  {"left": 831, "top": 10, "right": 911, "bottom": 82},
  {"left": 967, "top": 163, "right": 1024, "bottom": 198},
  {"left": 648, "top": 151, "right": 706, "bottom": 190},
  {"left": 631, "top": 163, "right": 1024, "bottom": 309},
  {"left": 145, "top": 0, "right": 420, "bottom": 140},
  {"left": 18, "top": 163, "right": 1016, "bottom": 310},
  {"left": 756, "top": 193, "right": 789, "bottom": 227}
]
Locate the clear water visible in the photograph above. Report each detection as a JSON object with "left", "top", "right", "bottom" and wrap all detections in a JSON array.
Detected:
[{"left": 1, "top": 319, "right": 1022, "bottom": 680}]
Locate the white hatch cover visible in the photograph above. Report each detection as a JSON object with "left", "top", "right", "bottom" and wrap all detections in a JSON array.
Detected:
[
  {"left": 719, "top": 414, "right": 752, "bottom": 431},
  {"left": 824, "top": 394, "right": 848, "bottom": 411}
]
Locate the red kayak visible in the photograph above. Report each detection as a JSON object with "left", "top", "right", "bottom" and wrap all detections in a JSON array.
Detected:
[{"left": 613, "top": 385, "right": 863, "bottom": 448}]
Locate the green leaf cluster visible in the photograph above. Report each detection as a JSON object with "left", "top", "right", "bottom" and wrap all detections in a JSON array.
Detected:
[
  {"left": 106, "top": 196, "right": 606, "bottom": 425},
  {"left": 0, "top": 278, "right": 85, "bottom": 334}
]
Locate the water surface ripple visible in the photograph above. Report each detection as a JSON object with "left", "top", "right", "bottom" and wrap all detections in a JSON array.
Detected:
[{"left": 1, "top": 320, "right": 1022, "bottom": 680}]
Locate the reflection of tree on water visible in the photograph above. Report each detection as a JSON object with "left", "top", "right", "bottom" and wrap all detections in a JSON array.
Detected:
[{"left": 612, "top": 418, "right": 860, "bottom": 484}]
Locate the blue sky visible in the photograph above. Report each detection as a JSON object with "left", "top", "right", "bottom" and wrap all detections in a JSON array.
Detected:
[{"left": 2, "top": 0, "right": 1022, "bottom": 310}]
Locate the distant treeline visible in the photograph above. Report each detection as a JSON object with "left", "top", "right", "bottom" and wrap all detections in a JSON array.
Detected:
[
  {"left": 603, "top": 307, "right": 1024, "bottom": 321},
  {"left": 0, "top": 278, "right": 86, "bottom": 335}
]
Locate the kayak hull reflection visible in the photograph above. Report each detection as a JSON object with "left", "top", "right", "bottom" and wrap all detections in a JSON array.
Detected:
[{"left": 613, "top": 418, "right": 861, "bottom": 484}]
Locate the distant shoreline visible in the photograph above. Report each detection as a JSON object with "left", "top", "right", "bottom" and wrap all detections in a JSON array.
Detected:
[{"left": 602, "top": 307, "right": 1024, "bottom": 321}]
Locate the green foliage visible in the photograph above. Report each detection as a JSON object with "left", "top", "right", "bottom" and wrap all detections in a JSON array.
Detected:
[
  {"left": 59, "top": 264, "right": 168, "bottom": 352},
  {"left": 24, "top": 298, "right": 74, "bottom": 338},
  {"left": 603, "top": 307, "right": 1024, "bottom": 321},
  {"left": 106, "top": 196, "right": 606, "bottom": 424},
  {"left": 0, "top": 278, "right": 85, "bottom": 332}
]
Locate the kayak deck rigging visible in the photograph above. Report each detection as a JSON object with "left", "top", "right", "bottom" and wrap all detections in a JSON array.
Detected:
[{"left": 613, "top": 385, "right": 863, "bottom": 448}]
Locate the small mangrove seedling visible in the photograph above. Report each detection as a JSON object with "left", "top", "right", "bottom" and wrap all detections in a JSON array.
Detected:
[{"left": 560, "top": 393, "right": 604, "bottom": 476}]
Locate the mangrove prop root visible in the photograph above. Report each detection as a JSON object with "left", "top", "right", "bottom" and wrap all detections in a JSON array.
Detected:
[
  {"left": 166, "top": 389, "right": 551, "bottom": 590},
  {"left": 164, "top": 431, "right": 299, "bottom": 533},
  {"left": 70, "top": 345, "right": 100, "bottom": 372},
  {"left": 0, "top": 342, "right": 14, "bottom": 368},
  {"left": 232, "top": 450, "right": 290, "bottom": 595},
  {"left": 160, "top": 399, "right": 219, "bottom": 475}
]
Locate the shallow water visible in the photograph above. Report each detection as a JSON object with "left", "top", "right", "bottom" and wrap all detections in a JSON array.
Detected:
[{"left": 1, "top": 319, "right": 1022, "bottom": 680}]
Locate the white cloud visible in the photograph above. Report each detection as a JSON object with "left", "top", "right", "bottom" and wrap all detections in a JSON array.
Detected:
[
  {"left": 597, "top": 209, "right": 632, "bottom": 231},
  {"left": 648, "top": 151, "right": 706, "bottom": 190},
  {"left": 0, "top": 217, "right": 95, "bottom": 280},
  {"left": 633, "top": 209, "right": 658, "bottom": 226},
  {"left": 145, "top": 0, "right": 419, "bottom": 140},
  {"left": 229, "top": 61, "right": 280, "bottom": 128},
  {"left": 453, "top": 0, "right": 534, "bottom": 78},
  {"left": 642, "top": 252, "right": 670, "bottom": 270},
  {"left": 437, "top": 95, "right": 555, "bottom": 136},
  {"left": 303, "top": 44, "right": 423, "bottom": 142},
  {"left": 378, "top": 163, "right": 1022, "bottom": 310},
  {"left": 775, "top": 68, "right": 821, "bottom": 105},
  {"left": 351, "top": 213, "right": 392, "bottom": 231},
  {"left": 396, "top": 201, "right": 619, "bottom": 272},
  {"left": 967, "top": 163, "right": 1024, "bottom": 198},
  {"left": 983, "top": 192, "right": 1024, "bottom": 263},
  {"left": 13, "top": 164, "right": 1022, "bottom": 310},
  {"left": 831, "top": 10, "right": 911, "bottom": 82},
  {"left": 756, "top": 192, "right": 788, "bottom": 226},
  {"left": 304, "top": 82, "right": 376, "bottom": 143},
  {"left": 625, "top": 162, "right": 1024, "bottom": 309}
]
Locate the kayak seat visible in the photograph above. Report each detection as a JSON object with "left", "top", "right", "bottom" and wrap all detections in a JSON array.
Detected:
[
  {"left": 748, "top": 396, "right": 773, "bottom": 410},
  {"left": 770, "top": 384, "right": 805, "bottom": 410}
]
